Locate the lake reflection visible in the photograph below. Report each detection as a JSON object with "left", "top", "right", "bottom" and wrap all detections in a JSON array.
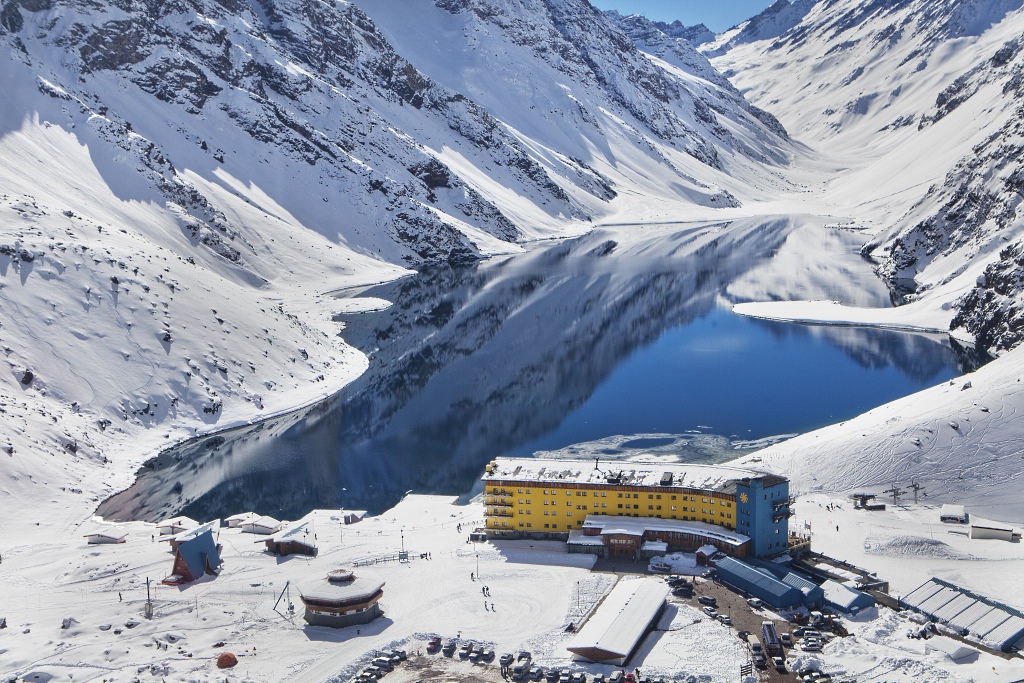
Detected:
[{"left": 98, "top": 217, "right": 985, "bottom": 523}]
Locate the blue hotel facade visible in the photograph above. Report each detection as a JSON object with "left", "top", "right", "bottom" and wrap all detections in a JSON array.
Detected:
[{"left": 733, "top": 474, "right": 792, "bottom": 558}]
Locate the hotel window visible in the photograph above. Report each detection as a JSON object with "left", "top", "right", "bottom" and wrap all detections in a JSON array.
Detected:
[
  {"left": 544, "top": 500, "right": 549, "bottom": 506},
  {"left": 526, "top": 489, "right": 531, "bottom": 494},
  {"left": 657, "top": 506, "right": 662, "bottom": 510},
  {"left": 518, "top": 489, "right": 523, "bottom": 494},
  {"left": 618, "top": 504, "right": 623, "bottom": 509},
  {"left": 601, "top": 492, "right": 607, "bottom": 497},
  {"left": 618, "top": 493, "right": 623, "bottom": 498},
  {"left": 648, "top": 505, "right": 653, "bottom": 510},
  {"left": 526, "top": 523, "right": 532, "bottom": 528},
  {"left": 526, "top": 500, "right": 531, "bottom": 504},
  {"left": 671, "top": 495, "right": 676, "bottom": 500},
  {"left": 601, "top": 503, "right": 607, "bottom": 508},
  {"left": 543, "top": 511, "right": 548, "bottom": 516},
  {"left": 648, "top": 494, "right": 654, "bottom": 499},
  {"left": 670, "top": 506, "right": 676, "bottom": 511},
  {"left": 625, "top": 504, "right": 632, "bottom": 509},
  {"left": 656, "top": 495, "right": 662, "bottom": 499},
  {"left": 567, "top": 512, "right": 573, "bottom": 517},
  {"left": 544, "top": 524, "right": 550, "bottom": 529},
  {"left": 519, "top": 522, "right": 524, "bottom": 528}
]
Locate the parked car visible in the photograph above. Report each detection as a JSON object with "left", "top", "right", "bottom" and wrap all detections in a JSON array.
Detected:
[
  {"left": 469, "top": 650, "right": 482, "bottom": 663},
  {"left": 512, "top": 663, "right": 527, "bottom": 680},
  {"left": 780, "top": 632, "right": 793, "bottom": 646},
  {"left": 545, "top": 669, "right": 559, "bottom": 683},
  {"left": 518, "top": 651, "right": 532, "bottom": 662},
  {"left": 703, "top": 606, "right": 718, "bottom": 617},
  {"left": 389, "top": 649, "right": 407, "bottom": 661},
  {"left": 501, "top": 653, "right": 515, "bottom": 667},
  {"left": 609, "top": 672, "right": 625, "bottom": 683},
  {"left": 718, "top": 614, "right": 732, "bottom": 625},
  {"left": 747, "top": 598, "right": 763, "bottom": 609},
  {"left": 592, "top": 674, "right": 606, "bottom": 683},
  {"left": 753, "top": 653, "right": 767, "bottom": 668},
  {"left": 482, "top": 649, "right": 495, "bottom": 662},
  {"left": 442, "top": 640, "right": 457, "bottom": 656},
  {"left": 530, "top": 666, "right": 544, "bottom": 680},
  {"left": 623, "top": 674, "right": 636, "bottom": 683},
  {"left": 458, "top": 643, "right": 473, "bottom": 659},
  {"left": 427, "top": 637, "right": 441, "bottom": 653},
  {"left": 698, "top": 595, "right": 717, "bottom": 606},
  {"left": 370, "top": 658, "right": 393, "bottom": 672},
  {"left": 570, "top": 673, "right": 587, "bottom": 683},
  {"left": 773, "top": 656, "right": 786, "bottom": 672}
]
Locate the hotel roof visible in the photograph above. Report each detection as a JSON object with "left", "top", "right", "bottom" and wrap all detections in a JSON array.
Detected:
[{"left": 484, "top": 457, "right": 768, "bottom": 492}]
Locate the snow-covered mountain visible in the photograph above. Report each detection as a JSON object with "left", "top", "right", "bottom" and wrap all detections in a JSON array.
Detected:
[
  {"left": 710, "top": 0, "right": 1024, "bottom": 354},
  {"left": 0, "top": 0, "right": 795, "bottom": 508}
]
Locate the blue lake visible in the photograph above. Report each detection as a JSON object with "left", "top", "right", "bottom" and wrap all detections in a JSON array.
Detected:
[{"left": 98, "top": 217, "right": 986, "bottom": 523}]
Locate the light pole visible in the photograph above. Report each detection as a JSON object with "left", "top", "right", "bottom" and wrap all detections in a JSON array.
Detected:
[{"left": 476, "top": 550, "right": 480, "bottom": 579}]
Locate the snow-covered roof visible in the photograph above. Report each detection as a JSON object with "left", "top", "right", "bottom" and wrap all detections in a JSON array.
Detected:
[
  {"left": 566, "top": 578, "right": 669, "bottom": 662},
  {"left": 582, "top": 515, "right": 749, "bottom": 547},
  {"left": 821, "top": 579, "right": 874, "bottom": 611},
  {"left": 169, "top": 519, "right": 219, "bottom": 545},
  {"left": 269, "top": 520, "right": 315, "bottom": 546},
  {"left": 298, "top": 571, "right": 384, "bottom": 603},
  {"left": 84, "top": 531, "right": 128, "bottom": 542},
  {"left": 240, "top": 516, "right": 281, "bottom": 533},
  {"left": 901, "top": 580, "right": 945, "bottom": 608},
  {"left": 567, "top": 530, "right": 606, "bottom": 546},
  {"left": 641, "top": 540, "right": 668, "bottom": 551},
  {"left": 814, "top": 562, "right": 860, "bottom": 583},
  {"left": 948, "top": 601, "right": 999, "bottom": 632},
  {"left": 939, "top": 504, "right": 966, "bottom": 518},
  {"left": 156, "top": 516, "right": 198, "bottom": 531},
  {"left": 484, "top": 457, "right": 769, "bottom": 493},
  {"left": 932, "top": 594, "right": 975, "bottom": 622},
  {"left": 926, "top": 637, "right": 976, "bottom": 661},
  {"left": 901, "top": 578, "right": 1024, "bottom": 651},
  {"left": 225, "top": 512, "right": 259, "bottom": 526},
  {"left": 696, "top": 545, "right": 718, "bottom": 556}
]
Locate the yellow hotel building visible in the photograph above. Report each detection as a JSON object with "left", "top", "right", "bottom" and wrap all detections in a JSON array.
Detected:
[{"left": 482, "top": 457, "right": 792, "bottom": 559}]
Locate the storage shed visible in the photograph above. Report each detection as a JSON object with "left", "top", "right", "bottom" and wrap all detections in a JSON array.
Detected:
[
  {"left": 265, "top": 520, "right": 317, "bottom": 556},
  {"left": 566, "top": 579, "right": 669, "bottom": 666},
  {"left": 84, "top": 531, "right": 128, "bottom": 544},
  {"left": 239, "top": 515, "right": 281, "bottom": 535},
  {"left": 155, "top": 516, "right": 198, "bottom": 536},
  {"left": 781, "top": 571, "right": 824, "bottom": 609},
  {"left": 939, "top": 505, "right": 967, "bottom": 524},
  {"left": 821, "top": 579, "right": 875, "bottom": 614},
  {"left": 714, "top": 556, "right": 803, "bottom": 609},
  {"left": 969, "top": 524, "right": 1017, "bottom": 541}
]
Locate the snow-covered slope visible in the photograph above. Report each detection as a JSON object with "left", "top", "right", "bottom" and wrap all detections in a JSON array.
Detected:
[
  {"left": 711, "top": 0, "right": 1024, "bottom": 353},
  {"left": 0, "top": 0, "right": 796, "bottom": 511}
]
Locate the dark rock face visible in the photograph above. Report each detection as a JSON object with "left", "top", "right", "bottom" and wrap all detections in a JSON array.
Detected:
[{"left": 953, "top": 242, "right": 1024, "bottom": 352}]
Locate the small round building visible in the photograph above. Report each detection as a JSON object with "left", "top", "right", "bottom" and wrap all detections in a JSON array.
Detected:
[{"left": 298, "top": 569, "right": 385, "bottom": 628}]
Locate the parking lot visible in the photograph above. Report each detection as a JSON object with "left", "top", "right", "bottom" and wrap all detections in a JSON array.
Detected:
[{"left": 668, "top": 576, "right": 801, "bottom": 682}]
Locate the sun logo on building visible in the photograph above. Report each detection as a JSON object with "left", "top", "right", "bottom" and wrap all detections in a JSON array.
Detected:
[{"left": 740, "top": 493, "right": 749, "bottom": 503}]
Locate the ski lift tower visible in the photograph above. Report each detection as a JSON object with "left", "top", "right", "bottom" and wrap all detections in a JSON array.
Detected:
[
  {"left": 908, "top": 481, "right": 926, "bottom": 505},
  {"left": 883, "top": 484, "right": 905, "bottom": 505}
]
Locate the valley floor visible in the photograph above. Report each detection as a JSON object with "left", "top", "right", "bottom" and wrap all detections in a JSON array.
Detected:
[{"left": 4, "top": 493, "right": 1024, "bottom": 682}]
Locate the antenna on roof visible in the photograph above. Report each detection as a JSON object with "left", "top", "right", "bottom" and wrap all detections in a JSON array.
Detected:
[{"left": 595, "top": 457, "right": 600, "bottom": 471}]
